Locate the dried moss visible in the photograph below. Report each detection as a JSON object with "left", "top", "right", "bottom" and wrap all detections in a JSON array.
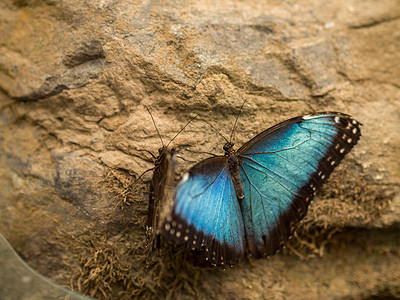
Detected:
[
  {"left": 283, "top": 166, "right": 393, "bottom": 259},
  {"left": 59, "top": 230, "right": 209, "bottom": 299},
  {"left": 102, "top": 169, "right": 141, "bottom": 208},
  {"left": 51, "top": 167, "right": 208, "bottom": 299},
  {"left": 307, "top": 167, "right": 389, "bottom": 227}
]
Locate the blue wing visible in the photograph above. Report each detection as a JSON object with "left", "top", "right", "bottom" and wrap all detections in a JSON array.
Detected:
[
  {"left": 161, "top": 157, "right": 245, "bottom": 267},
  {"left": 238, "top": 112, "right": 361, "bottom": 257}
]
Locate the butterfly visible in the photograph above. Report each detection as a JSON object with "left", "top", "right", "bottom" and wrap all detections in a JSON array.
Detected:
[
  {"left": 160, "top": 112, "right": 361, "bottom": 268},
  {"left": 144, "top": 107, "right": 197, "bottom": 266}
]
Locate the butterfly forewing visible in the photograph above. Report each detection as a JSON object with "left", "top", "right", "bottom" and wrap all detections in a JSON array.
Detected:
[
  {"left": 238, "top": 112, "right": 361, "bottom": 257},
  {"left": 146, "top": 147, "right": 176, "bottom": 264}
]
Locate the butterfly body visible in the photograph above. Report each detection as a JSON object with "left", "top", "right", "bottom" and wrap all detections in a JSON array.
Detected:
[
  {"left": 225, "top": 143, "right": 245, "bottom": 201},
  {"left": 161, "top": 112, "right": 361, "bottom": 268}
]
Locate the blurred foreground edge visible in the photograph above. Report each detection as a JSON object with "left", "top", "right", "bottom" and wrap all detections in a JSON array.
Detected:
[{"left": 0, "top": 233, "right": 92, "bottom": 300}]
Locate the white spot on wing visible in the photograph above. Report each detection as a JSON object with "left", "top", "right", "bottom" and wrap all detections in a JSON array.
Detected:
[{"left": 180, "top": 172, "right": 189, "bottom": 184}]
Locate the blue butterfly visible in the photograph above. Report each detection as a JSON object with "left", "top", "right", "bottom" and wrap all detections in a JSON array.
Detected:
[{"left": 161, "top": 112, "right": 361, "bottom": 268}]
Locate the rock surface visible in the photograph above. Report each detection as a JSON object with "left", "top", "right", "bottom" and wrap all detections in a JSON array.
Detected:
[{"left": 0, "top": 0, "right": 399, "bottom": 299}]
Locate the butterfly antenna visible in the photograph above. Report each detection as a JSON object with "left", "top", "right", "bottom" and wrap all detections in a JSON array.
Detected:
[
  {"left": 229, "top": 99, "right": 247, "bottom": 142},
  {"left": 166, "top": 114, "right": 199, "bottom": 148},
  {"left": 201, "top": 119, "right": 229, "bottom": 143},
  {"left": 136, "top": 149, "right": 157, "bottom": 160},
  {"left": 145, "top": 105, "right": 164, "bottom": 147}
]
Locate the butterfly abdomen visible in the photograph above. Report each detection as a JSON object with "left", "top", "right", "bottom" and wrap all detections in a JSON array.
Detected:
[{"left": 227, "top": 151, "right": 244, "bottom": 201}]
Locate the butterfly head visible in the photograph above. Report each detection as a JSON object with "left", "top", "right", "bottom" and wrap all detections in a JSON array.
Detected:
[
  {"left": 223, "top": 142, "right": 235, "bottom": 155},
  {"left": 158, "top": 147, "right": 175, "bottom": 155}
]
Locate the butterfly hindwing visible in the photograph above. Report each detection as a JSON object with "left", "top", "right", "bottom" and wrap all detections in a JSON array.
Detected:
[
  {"left": 238, "top": 112, "right": 361, "bottom": 257},
  {"left": 162, "top": 157, "right": 246, "bottom": 267}
]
